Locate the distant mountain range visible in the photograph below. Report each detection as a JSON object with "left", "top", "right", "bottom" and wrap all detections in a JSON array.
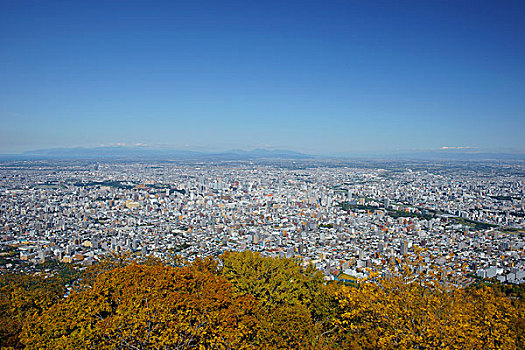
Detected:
[
  {"left": 4, "top": 146, "right": 313, "bottom": 160},
  {"left": 0, "top": 146, "right": 523, "bottom": 161}
]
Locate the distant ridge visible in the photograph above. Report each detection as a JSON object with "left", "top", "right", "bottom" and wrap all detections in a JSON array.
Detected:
[
  {"left": 0, "top": 146, "right": 523, "bottom": 161},
  {"left": 3, "top": 146, "right": 313, "bottom": 160}
]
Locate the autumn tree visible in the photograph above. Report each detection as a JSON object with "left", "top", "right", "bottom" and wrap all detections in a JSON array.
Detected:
[
  {"left": 0, "top": 273, "right": 66, "bottom": 349},
  {"left": 219, "top": 251, "right": 340, "bottom": 349},
  {"left": 74, "top": 251, "right": 168, "bottom": 291},
  {"left": 21, "top": 261, "right": 262, "bottom": 350},
  {"left": 335, "top": 266, "right": 523, "bottom": 350},
  {"left": 8, "top": 252, "right": 523, "bottom": 350}
]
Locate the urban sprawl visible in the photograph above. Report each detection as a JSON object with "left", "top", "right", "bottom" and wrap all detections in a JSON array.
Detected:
[{"left": 1, "top": 159, "right": 524, "bottom": 286}]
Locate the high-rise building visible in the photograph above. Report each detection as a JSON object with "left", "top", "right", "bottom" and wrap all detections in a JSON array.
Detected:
[{"left": 400, "top": 240, "right": 408, "bottom": 255}]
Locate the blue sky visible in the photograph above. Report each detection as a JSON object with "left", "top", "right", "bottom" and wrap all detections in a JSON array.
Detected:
[{"left": 1, "top": 0, "right": 524, "bottom": 155}]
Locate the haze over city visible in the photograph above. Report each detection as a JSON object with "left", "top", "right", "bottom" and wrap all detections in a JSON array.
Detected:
[{"left": 1, "top": 0, "right": 524, "bottom": 155}]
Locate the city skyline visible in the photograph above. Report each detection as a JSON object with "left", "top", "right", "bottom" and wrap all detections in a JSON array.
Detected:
[
  {"left": 1, "top": 1, "right": 525, "bottom": 154},
  {"left": 2, "top": 157, "right": 524, "bottom": 283}
]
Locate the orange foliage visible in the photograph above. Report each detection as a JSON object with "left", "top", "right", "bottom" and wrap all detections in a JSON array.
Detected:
[
  {"left": 21, "top": 262, "right": 261, "bottom": 349},
  {"left": 0, "top": 253, "right": 521, "bottom": 350}
]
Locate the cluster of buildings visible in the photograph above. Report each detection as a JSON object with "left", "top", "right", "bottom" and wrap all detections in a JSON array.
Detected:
[{"left": 1, "top": 159, "right": 524, "bottom": 285}]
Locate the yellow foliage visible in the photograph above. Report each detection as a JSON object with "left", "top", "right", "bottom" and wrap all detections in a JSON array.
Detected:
[
  {"left": 2, "top": 254, "right": 522, "bottom": 350},
  {"left": 335, "top": 267, "right": 522, "bottom": 350}
]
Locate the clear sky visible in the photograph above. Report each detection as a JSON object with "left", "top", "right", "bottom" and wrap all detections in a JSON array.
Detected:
[{"left": 1, "top": 0, "right": 524, "bottom": 155}]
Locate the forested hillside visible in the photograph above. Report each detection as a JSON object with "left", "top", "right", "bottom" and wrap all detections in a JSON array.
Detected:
[{"left": 1, "top": 252, "right": 523, "bottom": 349}]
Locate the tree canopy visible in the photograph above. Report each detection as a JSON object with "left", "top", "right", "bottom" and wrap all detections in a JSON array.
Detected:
[
  {"left": 21, "top": 262, "right": 261, "bottom": 350},
  {"left": 0, "top": 252, "right": 522, "bottom": 349}
]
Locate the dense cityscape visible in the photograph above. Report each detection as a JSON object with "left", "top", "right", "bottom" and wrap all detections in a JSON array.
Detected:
[{"left": 1, "top": 158, "right": 523, "bottom": 286}]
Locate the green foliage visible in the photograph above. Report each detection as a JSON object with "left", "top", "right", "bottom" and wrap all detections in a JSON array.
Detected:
[
  {"left": 220, "top": 251, "right": 318, "bottom": 308},
  {"left": 219, "top": 251, "right": 340, "bottom": 349},
  {"left": 340, "top": 202, "right": 434, "bottom": 220}
]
